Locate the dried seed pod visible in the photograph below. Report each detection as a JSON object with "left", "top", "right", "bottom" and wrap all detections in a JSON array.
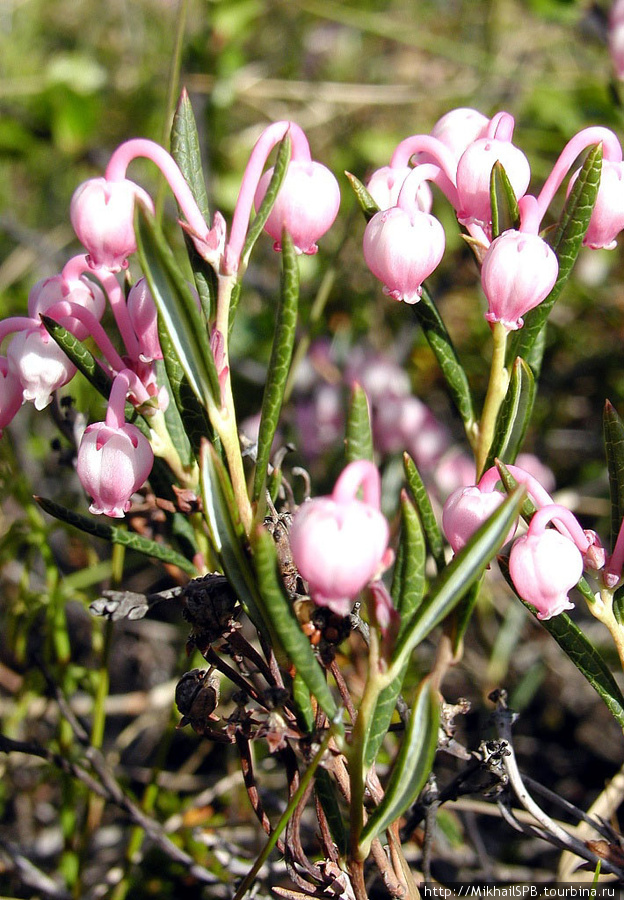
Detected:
[
  {"left": 181, "top": 573, "right": 238, "bottom": 648},
  {"left": 175, "top": 668, "right": 221, "bottom": 734}
]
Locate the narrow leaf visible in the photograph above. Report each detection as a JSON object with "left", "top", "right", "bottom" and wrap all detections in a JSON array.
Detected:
[
  {"left": 391, "top": 487, "right": 525, "bottom": 674},
  {"left": 403, "top": 453, "right": 446, "bottom": 573},
  {"left": 158, "top": 320, "right": 213, "bottom": 459},
  {"left": 490, "top": 160, "right": 520, "bottom": 239},
  {"left": 360, "top": 678, "right": 439, "bottom": 854},
  {"left": 199, "top": 441, "right": 267, "bottom": 635},
  {"left": 239, "top": 133, "right": 291, "bottom": 272},
  {"left": 484, "top": 357, "right": 536, "bottom": 471},
  {"left": 345, "top": 382, "right": 374, "bottom": 463},
  {"left": 413, "top": 287, "right": 477, "bottom": 436},
  {"left": 508, "top": 143, "right": 602, "bottom": 376},
  {"left": 315, "top": 768, "right": 348, "bottom": 857},
  {"left": 345, "top": 171, "right": 380, "bottom": 221},
  {"left": 252, "top": 230, "right": 299, "bottom": 501},
  {"left": 170, "top": 88, "right": 216, "bottom": 320},
  {"left": 498, "top": 557, "right": 624, "bottom": 729},
  {"left": 252, "top": 526, "right": 340, "bottom": 724},
  {"left": 170, "top": 87, "right": 211, "bottom": 221},
  {"left": 135, "top": 203, "right": 221, "bottom": 407},
  {"left": 365, "top": 492, "right": 427, "bottom": 766},
  {"left": 35, "top": 496, "right": 197, "bottom": 576},
  {"left": 603, "top": 399, "right": 624, "bottom": 550},
  {"left": 41, "top": 314, "right": 113, "bottom": 399}
]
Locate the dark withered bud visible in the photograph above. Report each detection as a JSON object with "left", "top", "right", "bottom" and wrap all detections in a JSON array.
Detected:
[
  {"left": 182, "top": 573, "right": 238, "bottom": 649},
  {"left": 175, "top": 668, "right": 221, "bottom": 734}
]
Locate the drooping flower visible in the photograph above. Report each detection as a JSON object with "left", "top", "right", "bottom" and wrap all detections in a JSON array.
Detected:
[
  {"left": 126, "top": 278, "right": 163, "bottom": 363},
  {"left": 7, "top": 325, "right": 77, "bottom": 410},
  {"left": 569, "top": 160, "right": 624, "bottom": 250},
  {"left": 509, "top": 528, "right": 582, "bottom": 620},
  {"left": 366, "top": 165, "right": 432, "bottom": 213},
  {"left": 481, "top": 229, "right": 559, "bottom": 330},
  {"left": 70, "top": 177, "right": 155, "bottom": 270},
  {"left": 430, "top": 107, "right": 490, "bottom": 163},
  {"left": 0, "top": 359, "right": 24, "bottom": 436},
  {"left": 254, "top": 159, "right": 341, "bottom": 254},
  {"left": 77, "top": 421, "right": 154, "bottom": 517},
  {"left": 442, "top": 484, "right": 517, "bottom": 554},
  {"left": 456, "top": 138, "right": 531, "bottom": 231},
  {"left": 289, "top": 460, "right": 390, "bottom": 616},
  {"left": 28, "top": 272, "right": 106, "bottom": 341}
]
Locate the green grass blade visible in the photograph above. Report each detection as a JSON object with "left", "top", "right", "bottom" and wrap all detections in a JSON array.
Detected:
[
  {"left": 603, "top": 399, "right": 624, "bottom": 551},
  {"left": 345, "top": 171, "right": 380, "bottom": 221},
  {"left": 403, "top": 452, "right": 446, "bottom": 572},
  {"left": 40, "top": 313, "right": 113, "bottom": 399},
  {"left": 252, "top": 230, "right": 299, "bottom": 501},
  {"left": 490, "top": 160, "right": 520, "bottom": 240}
]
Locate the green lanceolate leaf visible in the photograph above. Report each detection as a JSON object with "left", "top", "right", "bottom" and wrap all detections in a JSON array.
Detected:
[
  {"left": 252, "top": 526, "right": 340, "bottom": 725},
  {"left": 490, "top": 160, "right": 520, "bottom": 240},
  {"left": 508, "top": 143, "right": 602, "bottom": 376},
  {"left": 414, "top": 287, "right": 477, "bottom": 440},
  {"left": 390, "top": 487, "right": 525, "bottom": 676},
  {"left": 603, "top": 400, "right": 624, "bottom": 550},
  {"left": 360, "top": 677, "right": 439, "bottom": 855},
  {"left": 484, "top": 357, "right": 536, "bottom": 471},
  {"left": 252, "top": 230, "right": 299, "bottom": 501},
  {"left": 171, "top": 87, "right": 211, "bottom": 222},
  {"left": 170, "top": 88, "right": 216, "bottom": 321},
  {"left": 35, "top": 495, "right": 197, "bottom": 576},
  {"left": 403, "top": 453, "right": 446, "bottom": 573},
  {"left": 135, "top": 203, "right": 221, "bottom": 408},
  {"left": 158, "top": 321, "right": 213, "bottom": 460},
  {"left": 345, "top": 382, "right": 374, "bottom": 463},
  {"left": 239, "top": 133, "right": 291, "bottom": 273},
  {"left": 40, "top": 314, "right": 113, "bottom": 399},
  {"left": 498, "top": 557, "right": 624, "bottom": 729},
  {"left": 345, "top": 171, "right": 380, "bottom": 221},
  {"left": 314, "top": 768, "right": 348, "bottom": 857},
  {"left": 199, "top": 441, "right": 267, "bottom": 635},
  {"left": 365, "top": 492, "right": 427, "bottom": 767}
]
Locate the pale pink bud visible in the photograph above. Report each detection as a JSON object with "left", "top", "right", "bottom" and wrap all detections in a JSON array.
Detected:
[
  {"left": 126, "top": 278, "right": 162, "bottom": 363},
  {"left": 363, "top": 206, "right": 445, "bottom": 304},
  {"left": 442, "top": 485, "right": 517, "bottom": 554},
  {"left": 481, "top": 230, "right": 559, "bottom": 330},
  {"left": 254, "top": 160, "right": 340, "bottom": 254},
  {"left": 7, "top": 325, "right": 77, "bottom": 410},
  {"left": 0, "top": 359, "right": 24, "bottom": 435},
  {"left": 509, "top": 529, "right": 581, "bottom": 619},
  {"left": 366, "top": 166, "right": 433, "bottom": 213},
  {"left": 568, "top": 160, "right": 624, "bottom": 250},
  {"left": 70, "top": 177, "right": 155, "bottom": 271},
  {"left": 430, "top": 107, "right": 490, "bottom": 162},
  {"left": 289, "top": 461, "right": 390, "bottom": 615},
  {"left": 456, "top": 139, "right": 531, "bottom": 230},
  {"left": 609, "top": 0, "right": 624, "bottom": 79},
  {"left": 77, "top": 421, "right": 154, "bottom": 518},
  {"left": 28, "top": 274, "right": 105, "bottom": 341}
]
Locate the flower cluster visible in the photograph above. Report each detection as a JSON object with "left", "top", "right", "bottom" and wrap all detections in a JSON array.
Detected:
[
  {"left": 0, "top": 117, "right": 340, "bottom": 519},
  {"left": 363, "top": 107, "right": 624, "bottom": 328}
]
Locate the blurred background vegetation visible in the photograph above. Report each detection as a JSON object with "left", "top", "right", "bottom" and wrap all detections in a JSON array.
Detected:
[{"left": 1, "top": 0, "right": 624, "bottom": 896}]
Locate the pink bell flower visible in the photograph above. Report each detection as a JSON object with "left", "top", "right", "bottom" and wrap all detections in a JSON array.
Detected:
[
  {"left": 77, "top": 421, "right": 154, "bottom": 518},
  {"left": 289, "top": 460, "right": 390, "bottom": 616},
  {"left": 363, "top": 162, "right": 445, "bottom": 303},
  {"left": 442, "top": 484, "right": 517, "bottom": 554},
  {"left": 481, "top": 229, "right": 559, "bottom": 330},
  {"left": 609, "top": 0, "right": 624, "bottom": 80},
  {"left": 254, "top": 159, "right": 341, "bottom": 254},
  {"left": 126, "top": 278, "right": 163, "bottom": 363},
  {"left": 7, "top": 325, "right": 77, "bottom": 410},
  {"left": 0, "top": 358, "right": 24, "bottom": 435},
  {"left": 456, "top": 138, "right": 531, "bottom": 232},
  {"left": 366, "top": 165, "right": 432, "bottom": 213},
  {"left": 70, "top": 177, "right": 155, "bottom": 271},
  {"left": 430, "top": 107, "right": 490, "bottom": 163},
  {"left": 509, "top": 529, "right": 581, "bottom": 620},
  {"left": 28, "top": 271, "right": 106, "bottom": 342}
]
